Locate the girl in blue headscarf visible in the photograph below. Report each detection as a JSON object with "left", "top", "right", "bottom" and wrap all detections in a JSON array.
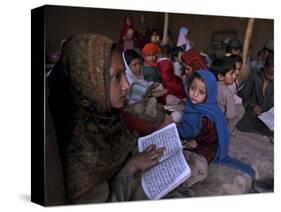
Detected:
[{"left": 178, "top": 70, "right": 255, "bottom": 178}]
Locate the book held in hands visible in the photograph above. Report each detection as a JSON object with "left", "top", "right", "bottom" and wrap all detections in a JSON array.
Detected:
[{"left": 138, "top": 123, "right": 191, "bottom": 200}]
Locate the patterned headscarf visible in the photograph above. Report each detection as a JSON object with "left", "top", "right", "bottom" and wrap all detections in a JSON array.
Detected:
[{"left": 60, "top": 34, "right": 137, "bottom": 202}]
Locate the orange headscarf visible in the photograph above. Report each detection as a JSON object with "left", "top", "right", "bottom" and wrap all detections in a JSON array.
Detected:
[{"left": 142, "top": 43, "right": 161, "bottom": 67}]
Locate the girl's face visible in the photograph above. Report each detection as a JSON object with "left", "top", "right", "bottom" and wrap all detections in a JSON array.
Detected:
[
  {"left": 233, "top": 62, "right": 242, "bottom": 80},
  {"left": 182, "top": 61, "right": 193, "bottom": 77},
  {"left": 189, "top": 77, "right": 207, "bottom": 104},
  {"left": 129, "top": 58, "right": 142, "bottom": 76},
  {"left": 109, "top": 50, "right": 129, "bottom": 109}
]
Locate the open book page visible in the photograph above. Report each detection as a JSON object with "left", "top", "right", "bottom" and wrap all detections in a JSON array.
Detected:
[
  {"left": 258, "top": 107, "right": 274, "bottom": 131},
  {"left": 141, "top": 151, "right": 191, "bottom": 200},
  {"left": 138, "top": 123, "right": 183, "bottom": 162}
]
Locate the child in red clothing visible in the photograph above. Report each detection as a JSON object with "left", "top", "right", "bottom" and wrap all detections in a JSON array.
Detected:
[{"left": 157, "top": 45, "right": 186, "bottom": 105}]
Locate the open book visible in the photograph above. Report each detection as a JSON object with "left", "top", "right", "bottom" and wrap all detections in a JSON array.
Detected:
[
  {"left": 138, "top": 123, "right": 191, "bottom": 200},
  {"left": 258, "top": 107, "right": 274, "bottom": 131}
]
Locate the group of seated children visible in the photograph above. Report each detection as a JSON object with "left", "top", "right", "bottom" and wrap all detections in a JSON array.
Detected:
[
  {"left": 117, "top": 16, "right": 274, "bottom": 194},
  {"left": 118, "top": 15, "right": 274, "bottom": 141},
  {"left": 121, "top": 33, "right": 274, "bottom": 143}
]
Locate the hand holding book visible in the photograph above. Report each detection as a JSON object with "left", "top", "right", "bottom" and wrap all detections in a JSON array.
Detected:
[
  {"left": 138, "top": 123, "right": 191, "bottom": 200},
  {"left": 124, "top": 144, "right": 165, "bottom": 176}
]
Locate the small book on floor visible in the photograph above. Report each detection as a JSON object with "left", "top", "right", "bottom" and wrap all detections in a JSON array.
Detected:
[
  {"left": 258, "top": 107, "right": 274, "bottom": 131},
  {"left": 138, "top": 123, "right": 191, "bottom": 200}
]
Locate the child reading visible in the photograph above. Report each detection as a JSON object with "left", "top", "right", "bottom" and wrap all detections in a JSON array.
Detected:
[{"left": 237, "top": 53, "right": 274, "bottom": 137}]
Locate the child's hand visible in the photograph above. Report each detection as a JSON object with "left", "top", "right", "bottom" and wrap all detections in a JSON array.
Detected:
[{"left": 182, "top": 139, "right": 198, "bottom": 150}]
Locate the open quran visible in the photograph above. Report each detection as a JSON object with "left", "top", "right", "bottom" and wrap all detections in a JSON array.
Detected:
[
  {"left": 138, "top": 123, "right": 191, "bottom": 200},
  {"left": 258, "top": 107, "right": 274, "bottom": 131}
]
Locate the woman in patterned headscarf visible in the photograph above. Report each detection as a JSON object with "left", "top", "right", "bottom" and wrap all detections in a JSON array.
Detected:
[{"left": 50, "top": 33, "right": 167, "bottom": 204}]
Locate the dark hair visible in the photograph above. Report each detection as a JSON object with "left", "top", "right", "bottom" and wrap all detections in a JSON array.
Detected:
[
  {"left": 160, "top": 44, "right": 171, "bottom": 57},
  {"left": 228, "top": 54, "right": 242, "bottom": 64},
  {"left": 151, "top": 28, "right": 159, "bottom": 34},
  {"left": 188, "top": 72, "right": 207, "bottom": 99},
  {"left": 211, "top": 56, "right": 235, "bottom": 79},
  {"left": 190, "top": 72, "right": 203, "bottom": 83},
  {"left": 265, "top": 53, "right": 274, "bottom": 68},
  {"left": 124, "top": 49, "right": 141, "bottom": 65},
  {"left": 171, "top": 47, "right": 184, "bottom": 62},
  {"left": 225, "top": 39, "right": 242, "bottom": 53},
  {"left": 111, "top": 43, "right": 122, "bottom": 54}
]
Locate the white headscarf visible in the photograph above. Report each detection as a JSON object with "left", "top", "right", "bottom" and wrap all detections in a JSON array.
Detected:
[
  {"left": 122, "top": 51, "right": 148, "bottom": 86},
  {"left": 122, "top": 51, "right": 153, "bottom": 103},
  {"left": 176, "top": 27, "right": 192, "bottom": 51}
]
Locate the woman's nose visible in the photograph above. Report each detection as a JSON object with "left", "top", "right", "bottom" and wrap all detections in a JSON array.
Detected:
[{"left": 122, "top": 74, "right": 129, "bottom": 91}]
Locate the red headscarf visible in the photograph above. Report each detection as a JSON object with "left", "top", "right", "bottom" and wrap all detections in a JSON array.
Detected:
[
  {"left": 181, "top": 49, "right": 208, "bottom": 71},
  {"left": 119, "top": 17, "right": 135, "bottom": 49}
]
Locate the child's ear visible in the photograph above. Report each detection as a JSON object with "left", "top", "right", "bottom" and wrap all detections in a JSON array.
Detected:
[{"left": 217, "top": 74, "right": 224, "bottom": 81}]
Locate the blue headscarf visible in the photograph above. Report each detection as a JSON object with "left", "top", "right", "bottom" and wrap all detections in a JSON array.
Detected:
[{"left": 178, "top": 70, "right": 255, "bottom": 178}]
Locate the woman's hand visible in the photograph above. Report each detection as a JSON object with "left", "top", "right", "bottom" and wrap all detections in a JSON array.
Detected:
[
  {"left": 125, "top": 144, "right": 165, "bottom": 176},
  {"left": 182, "top": 139, "right": 198, "bottom": 150}
]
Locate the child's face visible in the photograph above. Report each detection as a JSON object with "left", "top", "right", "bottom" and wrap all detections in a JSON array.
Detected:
[
  {"left": 182, "top": 62, "right": 193, "bottom": 77},
  {"left": 233, "top": 62, "right": 242, "bottom": 80},
  {"left": 129, "top": 58, "right": 142, "bottom": 76},
  {"left": 144, "top": 54, "right": 157, "bottom": 63},
  {"left": 218, "top": 69, "right": 235, "bottom": 85},
  {"left": 189, "top": 77, "right": 207, "bottom": 104}
]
